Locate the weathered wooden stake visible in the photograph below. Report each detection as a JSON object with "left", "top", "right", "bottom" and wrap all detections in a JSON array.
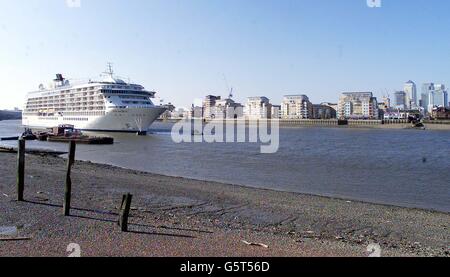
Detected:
[
  {"left": 16, "top": 139, "right": 25, "bottom": 201},
  {"left": 119, "top": 193, "right": 133, "bottom": 232},
  {"left": 63, "top": 141, "right": 76, "bottom": 216},
  {"left": 120, "top": 194, "right": 126, "bottom": 211}
]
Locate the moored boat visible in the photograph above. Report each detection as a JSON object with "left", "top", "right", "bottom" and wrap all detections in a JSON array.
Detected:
[
  {"left": 21, "top": 129, "right": 37, "bottom": 140},
  {"left": 47, "top": 135, "right": 114, "bottom": 144},
  {"left": 0, "top": 136, "right": 20, "bottom": 141},
  {"left": 45, "top": 125, "right": 114, "bottom": 145}
]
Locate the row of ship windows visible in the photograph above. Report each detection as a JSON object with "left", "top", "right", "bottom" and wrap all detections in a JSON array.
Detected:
[
  {"left": 38, "top": 85, "right": 143, "bottom": 96},
  {"left": 23, "top": 111, "right": 106, "bottom": 116},
  {"left": 27, "top": 96, "right": 148, "bottom": 105},
  {"left": 31, "top": 91, "right": 148, "bottom": 102},
  {"left": 27, "top": 104, "right": 105, "bottom": 108},
  {"left": 64, "top": 111, "right": 106, "bottom": 116},
  {"left": 23, "top": 111, "right": 106, "bottom": 117},
  {"left": 26, "top": 103, "right": 103, "bottom": 108},
  {"left": 26, "top": 102, "right": 104, "bottom": 108},
  {"left": 63, "top": 118, "right": 89, "bottom": 121},
  {"left": 121, "top": 101, "right": 152, "bottom": 105},
  {"left": 107, "top": 106, "right": 153, "bottom": 109},
  {"left": 26, "top": 105, "right": 105, "bottom": 110},
  {"left": 101, "top": 89, "right": 150, "bottom": 96},
  {"left": 83, "top": 85, "right": 141, "bottom": 90},
  {"left": 36, "top": 117, "right": 58, "bottom": 120},
  {"left": 22, "top": 116, "right": 91, "bottom": 121},
  {"left": 25, "top": 108, "right": 105, "bottom": 113},
  {"left": 30, "top": 92, "right": 102, "bottom": 100},
  {"left": 27, "top": 97, "right": 104, "bottom": 103},
  {"left": 117, "top": 95, "right": 148, "bottom": 100},
  {"left": 73, "top": 86, "right": 141, "bottom": 92}
]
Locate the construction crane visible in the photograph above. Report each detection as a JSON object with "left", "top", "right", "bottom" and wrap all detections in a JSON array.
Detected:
[{"left": 223, "top": 74, "right": 234, "bottom": 99}]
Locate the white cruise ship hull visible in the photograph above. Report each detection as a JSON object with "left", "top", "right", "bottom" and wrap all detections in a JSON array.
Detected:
[{"left": 22, "top": 107, "right": 166, "bottom": 132}]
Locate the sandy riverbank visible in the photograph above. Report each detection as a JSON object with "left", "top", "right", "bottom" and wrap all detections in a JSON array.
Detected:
[{"left": 0, "top": 152, "right": 448, "bottom": 257}]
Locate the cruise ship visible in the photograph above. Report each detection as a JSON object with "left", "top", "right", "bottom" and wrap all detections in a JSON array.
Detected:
[{"left": 22, "top": 66, "right": 166, "bottom": 133}]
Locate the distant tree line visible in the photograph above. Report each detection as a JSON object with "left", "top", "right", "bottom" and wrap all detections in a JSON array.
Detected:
[{"left": 0, "top": 110, "right": 22, "bottom": 121}]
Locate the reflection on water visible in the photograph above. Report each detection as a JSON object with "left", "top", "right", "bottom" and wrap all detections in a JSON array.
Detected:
[{"left": 1, "top": 120, "right": 450, "bottom": 212}]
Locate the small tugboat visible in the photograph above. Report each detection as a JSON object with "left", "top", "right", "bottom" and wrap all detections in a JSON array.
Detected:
[
  {"left": 21, "top": 129, "right": 37, "bottom": 140},
  {"left": 409, "top": 117, "right": 426, "bottom": 130},
  {"left": 412, "top": 122, "right": 426, "bottom": 130},
  {"left": 46, "top": 125, "right": 114, "bottom": 145},
  {"left": 36, "top": 132, "right": 50, "bottom": 141}
]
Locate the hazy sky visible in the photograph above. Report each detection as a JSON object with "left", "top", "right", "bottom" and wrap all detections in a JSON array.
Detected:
[{"left": 1, "top": 0, "right": 450, "bottom": 109}]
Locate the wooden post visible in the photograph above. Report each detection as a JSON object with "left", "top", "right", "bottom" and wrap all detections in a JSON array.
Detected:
[
  {"left": 16, "top": 139, "right": 25, "bottom": 201},
  {"left": 119, "top": 193, "right": 133, "bottom": 232},
  {"left": 119, "top": 194, "right": 126, "bottom": 211},
  {"left": 63, "top": 141, "right": 76, "bottom": 216}
]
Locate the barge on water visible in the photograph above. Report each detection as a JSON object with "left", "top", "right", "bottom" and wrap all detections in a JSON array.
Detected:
[
  {"left": 38, "top": 125, "right": 114, "bottom": 145},
  {"left": 0, "top": 136, "right": 20, "bottom": 141}
]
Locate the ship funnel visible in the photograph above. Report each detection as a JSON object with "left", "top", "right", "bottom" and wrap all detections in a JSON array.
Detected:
[{"left": 54, "top": 74, "right": 64, "bottom": 82}]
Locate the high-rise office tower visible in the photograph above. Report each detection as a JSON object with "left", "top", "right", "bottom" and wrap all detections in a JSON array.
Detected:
[
  {"left": 433, "top": 84, "right": 448, "bottom": 108},
  {"left": 421, "top": 83, "right": 434, "bottom": 112},
  {"left": 393, "top": 91, "right": 407, "bottom": 110},
  {"left": 404, "top": 80, "right": 417, "bottom": 108}
]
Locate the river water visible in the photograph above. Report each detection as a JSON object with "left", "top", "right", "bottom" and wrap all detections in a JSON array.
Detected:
[{"left": 1, "top": 120, "right": 449, "bottom": 212}]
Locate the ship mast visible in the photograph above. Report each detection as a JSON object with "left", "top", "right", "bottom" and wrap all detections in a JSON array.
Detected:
[{"left": 103, "top": 62, "right": 114, "bottom": 77}]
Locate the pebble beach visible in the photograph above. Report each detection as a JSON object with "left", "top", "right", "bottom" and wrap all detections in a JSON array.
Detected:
[{"left": 0, "top": 150, "right": 449, "bottom": 257}]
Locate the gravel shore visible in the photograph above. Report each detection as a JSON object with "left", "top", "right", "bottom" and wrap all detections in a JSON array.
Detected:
[{"left": 0, "top": 152, "right": 448, "bottom": 257}]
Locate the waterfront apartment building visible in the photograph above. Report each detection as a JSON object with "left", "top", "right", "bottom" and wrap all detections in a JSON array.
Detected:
[
  {"left": 271, "top": 105, "right": 281, "bottom": 119},
  {"left": 281, "top": 95, "right": 313, "bottom": 119},
  {"left": 190, "top": 105, "right": 203, "bottom": 118},
  {"left": 244, "top": 97, "right": 272, "bottom": 119},
  {"left": 404, "top": 80, "right": 417, "bottom": 108},
  {"left": 432, "top": 84, "right": 448, "bottom": 108},
  {"left": 431, "top": 107, "right": 450, "bottom": 120},
  {"left": 421, "top": 83, "right": 433, "bottom": 112},
  {"left": 337, "top": 92, "right": 379, "bottom": 119},
  {"left": 203, "top": 95, "right": 221, "bottom": 119},
  {"left": 312, "top": 104, "right": 337, "bottom": 119},
  {"left": 171, "top": 108, "right": 191, "bottom": 119},
  {"left": 214, "top": 98, "right": 244, "bottom": 119},
  {"left": 320, "top": 102, "right": 338, "bottom": 113},
  {"left": 422, "top": 83, "right": 449, "bottom": 113}
]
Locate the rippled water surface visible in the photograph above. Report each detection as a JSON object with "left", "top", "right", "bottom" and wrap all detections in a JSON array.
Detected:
[{"left": 1, "top": 120, "right": 449, "bottom": 212}]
